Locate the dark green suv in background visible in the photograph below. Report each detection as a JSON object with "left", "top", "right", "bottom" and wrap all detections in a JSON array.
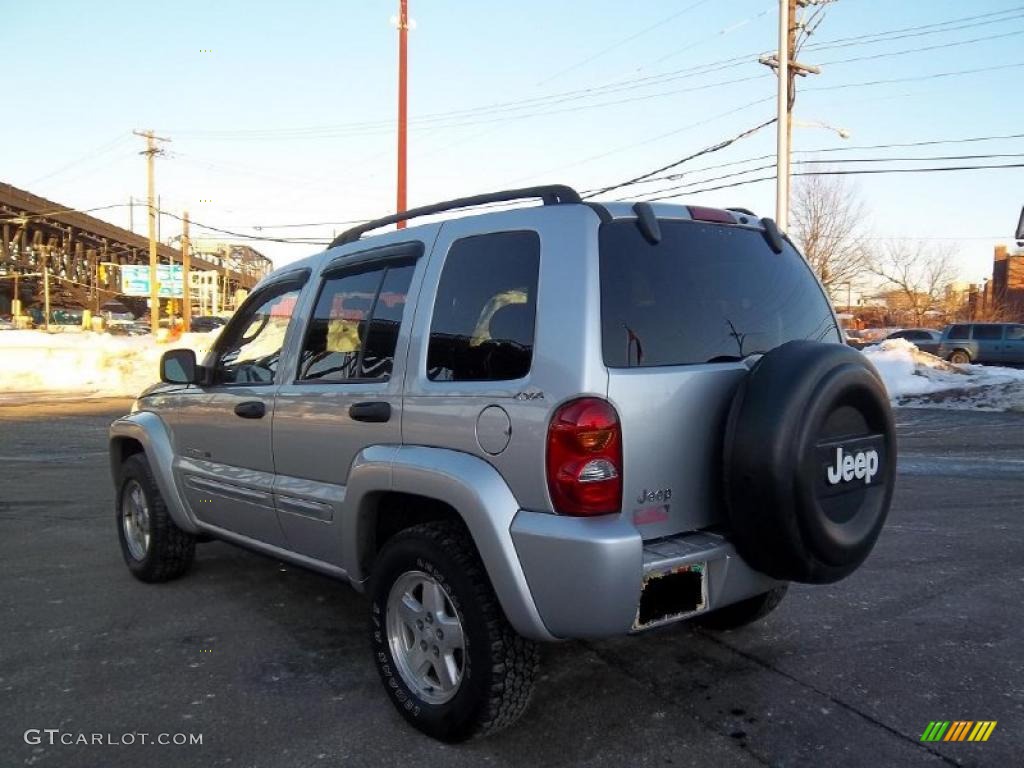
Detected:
[{"left": 939, "top": 323, "right": 1024, "bottom": 365}]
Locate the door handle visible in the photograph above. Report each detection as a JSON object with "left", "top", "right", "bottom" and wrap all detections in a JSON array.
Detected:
[
  {"left": 234, "top": 400, "right": 266, "bottom": 419},
  {"left": 349, "top": 401, "right": 391, "bottom": 423}
]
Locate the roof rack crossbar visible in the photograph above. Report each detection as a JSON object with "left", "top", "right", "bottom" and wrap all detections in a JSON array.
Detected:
[{"left": 328, "top": 184, "right": 581, "bottom": 248}]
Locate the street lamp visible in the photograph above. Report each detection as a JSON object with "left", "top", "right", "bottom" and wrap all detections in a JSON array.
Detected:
[{"left": 794, "top": 119, "right": 851, "bottom": 140}]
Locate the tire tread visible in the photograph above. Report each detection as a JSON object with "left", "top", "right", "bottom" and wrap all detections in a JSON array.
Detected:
[
  {"left": 376, "top": 521, "right": 538, "bottom": 739},
  {"left": 118, "top": 454, "right": 195, "bottom": 582}
]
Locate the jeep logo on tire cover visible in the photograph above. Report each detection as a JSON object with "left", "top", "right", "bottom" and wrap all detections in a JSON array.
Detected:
[
  {"left": 826, "top": 445, "right": 880, "bottom": 486},
  {"left": 816, "top": 435, "right": 886, "bottom": 497}
]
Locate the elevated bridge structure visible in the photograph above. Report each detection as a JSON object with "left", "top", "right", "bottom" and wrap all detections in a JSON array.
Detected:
[{"left": 0, "top": 182, "right": 269, "bottom": 315}]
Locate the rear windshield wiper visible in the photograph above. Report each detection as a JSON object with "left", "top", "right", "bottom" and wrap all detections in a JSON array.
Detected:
[{"left": 705, "top": 351, "right": 767, "bottom": 363}]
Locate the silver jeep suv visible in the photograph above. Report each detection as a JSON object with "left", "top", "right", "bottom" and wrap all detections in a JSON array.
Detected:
[{"left": 109, "top": 185, "right": 896, "bottom": 741}]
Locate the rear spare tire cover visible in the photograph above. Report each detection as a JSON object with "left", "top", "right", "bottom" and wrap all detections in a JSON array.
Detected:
[{"left": 723, "top": 340, "right": 896, "bottom": 584}]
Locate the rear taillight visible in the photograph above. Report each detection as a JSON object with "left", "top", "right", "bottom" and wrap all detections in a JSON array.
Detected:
[{"left": 546, "top": 398, "right": 622, "bottom": 516}]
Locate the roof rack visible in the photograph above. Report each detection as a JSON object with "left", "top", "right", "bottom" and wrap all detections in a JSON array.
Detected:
[{"left": 328, "top": 184, "right": 581, "bottom": 248}]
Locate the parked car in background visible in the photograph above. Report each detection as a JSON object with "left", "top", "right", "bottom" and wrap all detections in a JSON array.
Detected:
[
  {"left": 938, "top": 323, "right": 1024, "bottom": 365},
  {"left": 189, "top": 315, "right": 228, "bottom": 333},
  {"left": 885, "top": 328, "right": 943, "bottom": 355},
  {"left": 0, "top": 315, "right": 15, "bottom": 330},
  {"left": 859, "top": 328, "right": 895, "bottom": 344}
]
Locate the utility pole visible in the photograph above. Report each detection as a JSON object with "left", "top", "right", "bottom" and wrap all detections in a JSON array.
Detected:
[
  {"left": 133, "top": 129, "right": 170, "bottom": 334},
  {"left": 129, "top": 196, "right": 134, "bottom": 234},
  {"left": 43, "top": 262, "right": 50, "bottom": 333},
  {"left": 181, "top": 210, "right": 191, "bottom": 332},
  {"left": 775, "top": 0, "right": 790, "bottom": 231},
  {"left": 396, "top": 0, "right": 409, "bottom": 228},
  {"left": 760, "top": 0, "right": 824, "bottom": 231}
]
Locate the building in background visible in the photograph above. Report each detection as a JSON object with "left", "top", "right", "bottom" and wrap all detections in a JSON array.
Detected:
[
  {"left": 189, "top": 240, "right": 273, "bottom": 314},
  {"left": 988, "top": 244, "right": 1024, "bottom": 321}
]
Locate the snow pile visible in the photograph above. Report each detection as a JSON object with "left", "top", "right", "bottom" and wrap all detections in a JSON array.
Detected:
[
  {"left": 0, "top": 329, "right": 219, "bottom": 402},
  {"left": 863, "top": 338, "right": 1024, "bottom": 411}
]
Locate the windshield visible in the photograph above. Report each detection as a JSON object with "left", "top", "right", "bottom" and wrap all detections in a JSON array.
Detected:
[{"left": 599, "top": 219, "right": 840, "bottom": 368}]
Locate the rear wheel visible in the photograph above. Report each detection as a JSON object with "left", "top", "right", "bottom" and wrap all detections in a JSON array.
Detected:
[
  {"left": 116, "top": 454, "right": 195, "bottom": 582},
  {"left": 949, "top": 349, "right": 971, "bottom": 365},
  {"left": 370, "top": 521, "right": 538, "bottom": 742},
  {"left": 696, "top": 586, "right": 788, "bottom": 630}
]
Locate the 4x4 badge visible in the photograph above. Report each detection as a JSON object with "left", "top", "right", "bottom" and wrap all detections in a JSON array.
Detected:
[{"left": 513, "top": 391, "right": 544, "bottom": 401}]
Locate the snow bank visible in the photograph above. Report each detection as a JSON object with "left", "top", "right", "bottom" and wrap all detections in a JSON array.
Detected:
[
  {"left": 863, "top": 338, "right": 1024, "bottom": 411},
  {"left": 0, "top": 329, "right": 219, "bottom": 402},
  {"left": 3, "top": 330, "right": 1022, "bottom": 412}
]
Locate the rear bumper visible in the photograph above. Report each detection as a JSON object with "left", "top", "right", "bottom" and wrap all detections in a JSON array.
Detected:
[{"left": 510, "top": 510, "right": 779, "bottom": 638}]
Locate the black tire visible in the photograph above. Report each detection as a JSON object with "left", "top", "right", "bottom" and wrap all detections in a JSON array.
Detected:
[
  {"left": 949, "top": 349, "right": 971, "bottom": 365},
  {"left": 696, "top": 586, "right": 788, "bottom": 630},
  {"left": 369, "top": 521, "right": 538, "bottom": 742},
  {"left": 116, "top": 453, "right": 195, "bottom": 582},
  {"left": 723, "top": 341, "right": 896, "bottom": 585}
]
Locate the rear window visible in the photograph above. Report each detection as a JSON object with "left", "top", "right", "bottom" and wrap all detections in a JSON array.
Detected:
[
  {"left": 427, "top": 231, "right": 540, "bottom": 382},
  {"left": 599, "top": 220, "right": 840, "bottom": 368}
]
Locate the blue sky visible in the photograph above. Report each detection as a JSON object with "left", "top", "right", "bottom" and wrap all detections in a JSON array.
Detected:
[{"left": 4, "top": 0, "right": 1022, "bottom": 283}]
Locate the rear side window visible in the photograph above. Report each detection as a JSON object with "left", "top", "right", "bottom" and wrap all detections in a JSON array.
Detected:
[
  {"left": 972, "top": 325, "right": 1003, "bottom": 340},
  {"left": 298, "top": 262, "right": 415, "bottom": 382},
  {"left": 947, "top": 324, "right": 970, "bottom": 340},
  {"left": 600, "top": 220, "right": 840, "bottom": 367},
  {"left": 427, "top": 232, "right": 540, "bottom": 382}
]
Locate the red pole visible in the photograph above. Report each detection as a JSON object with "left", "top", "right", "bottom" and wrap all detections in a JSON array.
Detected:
[{"left": 396, "top": 0, "right": 409, "bottom": 229}]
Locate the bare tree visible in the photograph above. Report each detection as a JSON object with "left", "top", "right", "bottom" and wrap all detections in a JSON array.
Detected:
[
  {"left": 869, "top": 240, "right": 958, "bottom": 326},
  {"left": 790, "top": 173, "right": 870, "bottom": 300}
]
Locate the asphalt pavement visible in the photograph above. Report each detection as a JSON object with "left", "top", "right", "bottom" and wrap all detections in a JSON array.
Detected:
[{"left": 1, "top": 401, "right": 1021, "bottom": 768}]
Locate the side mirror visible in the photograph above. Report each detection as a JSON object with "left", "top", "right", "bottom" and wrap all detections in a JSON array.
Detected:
[
  {"left": 160, "top": 348, "right": 199, "bottom": 384},
  {"left": 1016, "top": 205, "right": 1024, "bottom": 245}
]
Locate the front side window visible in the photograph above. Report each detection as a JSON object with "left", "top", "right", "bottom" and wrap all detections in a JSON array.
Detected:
[
  {"left": 600, "top": 220, "right": 840, "bottom": 367},
  {"left": 216, "top": 286, "right": 302, "bottom": 384},
  {"left": 298, "top": 262, "right": 415, "bottom": 382},
  {"left": 972, "top": 325, "right": 1003, "bottom": 341},
  {"left": 947, "top": 324, "right": 970, "bottom": 340},
  {"left": 427, "top": 232, "right": 540, "bottom": 382}
]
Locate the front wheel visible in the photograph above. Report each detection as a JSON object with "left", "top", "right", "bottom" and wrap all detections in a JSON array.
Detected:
[
  {"left": 949, "top": 349, "right": 971, "bottom": 365},
  {"left": 116, "top": 454, "right": 195, "bottom": 582},
  {"left": 369, "top": 521, "right": 538, "bottom": 742}
]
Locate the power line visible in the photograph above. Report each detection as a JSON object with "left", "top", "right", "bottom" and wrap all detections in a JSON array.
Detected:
[
  {"left": 160, "top": 8, "right": 1024, "bottom": 144},
  {"left": 817, "top": 27, "right": 1024, "bottom": 67},
  {"left": 0, "top": 203, "right": 135, "bottom": 224},
  {"left": 640, "top": 132, "right": 1024, "bottom": 186},
  {"left": 808, "top": 61, "right": 1024, "bottom": 92},
  {"left": 803, "top": 6, "right": 1024, "bottom": 50},
  {"left": 584, "top": 118, "right": 777, "bottom": 199},
  {"left": 637, "top": 163, "right": 1024, "bottom": 202},
  {"left": 26, "top": 133, "right": 131, "bottom": 186},
  {"left": 159, "top": 211, "right": 330, "bottom": 245},
  {"left": 625, "top": 152, "right": 1024, "bottom": 201},
  {"left": 251, "top": 219, "right": 369, "bottom": 230},
  {"left": 630, "top": 3, "right": 774, "bottom": 74},
  {"left": 536, "top": 0, "right": 714, "bottom": 85}
]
